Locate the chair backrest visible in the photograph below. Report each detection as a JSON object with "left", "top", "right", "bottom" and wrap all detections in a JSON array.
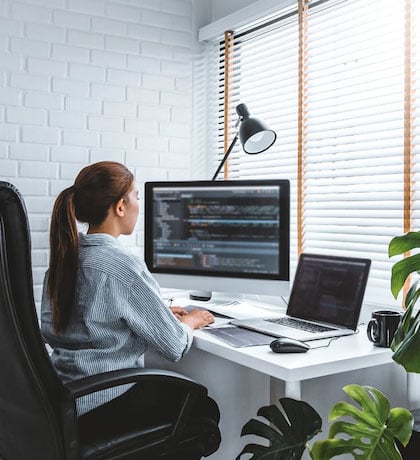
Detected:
[{"left": 0, "top": 182, "right": 75, "bottom": 460}]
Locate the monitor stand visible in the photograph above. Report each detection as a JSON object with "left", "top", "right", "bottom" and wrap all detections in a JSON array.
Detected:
[{"left": 189, "top": 290, "right": 212, "bottom": 301}]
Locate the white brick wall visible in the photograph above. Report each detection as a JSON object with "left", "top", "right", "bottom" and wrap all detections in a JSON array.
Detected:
[{"left": 0, "top": 0, "right": 195, "bottom": 311}]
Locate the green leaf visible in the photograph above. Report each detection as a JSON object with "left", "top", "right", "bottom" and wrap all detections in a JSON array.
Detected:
[
  {"left": 236, "top": 397, "right": 322, "bottom": 460},
  {"left": 389, "top": 232, "right": 420, "bottom": 257},
  {"left": 343, "top": 384, "right": 390, "bottom": 424},
  {"left": 309, "top": 384, "right": 413, "bottom": 460},
  {"left": 390, "top": 254, "right": 420, "bottom": 298},
  {"left": 390, "top": 302, "right": 416, "bottom": 352},
  {"left": 241, "top": 418, "right": 285, "bottom": 446},
  {"left": 404, "top": 280, "right": 420, "bottom": 309},
  {"left": 392, "top": 317, "right": 420, "bottom": 372},
  {"left": 389, "top": 293, "right": 420, "bottom": 372},
  {"left": 387, "top": 407, "right": 415, "bottom": 446}
]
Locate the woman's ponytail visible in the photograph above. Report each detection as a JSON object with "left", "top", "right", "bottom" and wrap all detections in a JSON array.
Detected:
[
  {"left": 47, "top": 186, "right": 78, "bottom": 334},
  {"left": 47, "top": 161, "right": 134, "bottom": 333}
]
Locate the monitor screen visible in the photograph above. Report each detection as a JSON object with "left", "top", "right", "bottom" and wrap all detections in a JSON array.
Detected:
[{"left": 144, "top": 180, "right": 290, "bottom": 297}]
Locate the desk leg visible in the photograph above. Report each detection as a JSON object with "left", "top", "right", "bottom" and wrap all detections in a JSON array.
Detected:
[
  {"left": 271, "top": 379, "right": 301, "bottom": 401},
  {"left": 284, "top": 381, "right": 301, "bottom": 400}
]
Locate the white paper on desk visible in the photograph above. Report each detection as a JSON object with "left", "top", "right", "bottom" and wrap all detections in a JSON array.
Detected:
[
  {"left": 209, "top": 301, "right": 283, "bottom": 320},
  {"left": 209, "top": 317, "right": 232, "bottom": 327}
]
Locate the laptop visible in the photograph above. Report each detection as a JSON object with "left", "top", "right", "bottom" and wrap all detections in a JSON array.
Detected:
[{"left": 231, "top": 253, "right": 371, "bottom": 341}]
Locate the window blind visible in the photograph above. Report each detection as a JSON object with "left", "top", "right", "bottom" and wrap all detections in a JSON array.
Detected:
[
  {"left": 210, "top": 0, "right": 418, "bottom": 307},
  {"left": 411, "top": 0, "right": 420, "bottom": 231},
  {"left": 213, "top": 3, "right": 300, "bottom": 267},
  {"left": 303, "top": 0, "right": 405, "bottom": 304}
]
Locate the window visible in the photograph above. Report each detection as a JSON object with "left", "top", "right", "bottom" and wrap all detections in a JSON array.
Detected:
[{"left": 206, "top": 0, "right": 420, "bottom": 307}]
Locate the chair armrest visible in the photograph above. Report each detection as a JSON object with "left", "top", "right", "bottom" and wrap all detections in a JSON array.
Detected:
[
  {"left": 64, "top": 367, "right": 206, "bottom": 399},
  {"left": 64, "top": 368, "right": 211, "bottom": 446}
]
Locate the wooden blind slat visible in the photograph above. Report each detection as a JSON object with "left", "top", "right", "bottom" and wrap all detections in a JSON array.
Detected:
[{"left": 223, "top": 31, "right": 234, "bottom": 180}]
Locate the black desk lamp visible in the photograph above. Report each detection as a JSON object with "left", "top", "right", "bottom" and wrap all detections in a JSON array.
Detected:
[
  {"left": 212, "top": 103, "right": 277, "bottom": 180},
  {"left": 190, "top": 104, "right": 277, "bottom": 302}
]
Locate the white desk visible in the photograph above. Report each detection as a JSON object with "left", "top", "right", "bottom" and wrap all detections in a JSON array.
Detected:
[
  {"left": 146, "top": 294, "right": 407, "bottom": 459},
  {"left": 193, "top": 326, "right": 398, "bottom": 398}
]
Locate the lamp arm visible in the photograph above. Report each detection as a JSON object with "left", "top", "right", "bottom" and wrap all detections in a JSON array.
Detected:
[{"left": 211, "top": 133, "right": 238, "bottom": 181}]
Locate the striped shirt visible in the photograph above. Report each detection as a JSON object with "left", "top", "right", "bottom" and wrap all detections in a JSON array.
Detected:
[{"left": 41, "top": 232, "right": 193, "bottom": 416}]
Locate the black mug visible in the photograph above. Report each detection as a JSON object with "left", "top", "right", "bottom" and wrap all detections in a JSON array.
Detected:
[{"left": 367, "top": 310, "right": 401, "bottom": 348}]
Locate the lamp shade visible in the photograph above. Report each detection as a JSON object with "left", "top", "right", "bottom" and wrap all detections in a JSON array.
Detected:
[
  {"left": 211, "top": 103, "right": 277, "bottom": 180},
  {"left": 236, "top": 103, "right": 277, "bottom": 154}
]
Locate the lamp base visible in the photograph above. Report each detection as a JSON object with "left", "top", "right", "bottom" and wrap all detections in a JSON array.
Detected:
[{"left": 189, "top": 291, "right": 212, "bottom": 301}]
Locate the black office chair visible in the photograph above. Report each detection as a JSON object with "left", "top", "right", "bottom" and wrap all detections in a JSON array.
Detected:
[{"left": 0, "top": 181, "right": 221, "bottom": 460}]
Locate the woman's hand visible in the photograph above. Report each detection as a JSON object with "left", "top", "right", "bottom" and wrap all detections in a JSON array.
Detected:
[
  {"left": 178, "top": 309, "right": 215, "bottom": 330},
  {"left": 170, "top": 306, "right": 188, "bottom": 320}
]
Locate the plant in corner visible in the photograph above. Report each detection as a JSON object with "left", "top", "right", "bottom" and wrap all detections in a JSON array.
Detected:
[
  {"left": 388, "top": 231, "right": 420, "bottom": 374},
  {"left": 310, "top": 384, "right": 413, "bottom": 459},
  {"left": 388, "top": 231, "right": 420, "bottom": 456},
  {"left": 236, "top": 384, "right": 413, "bottom": 460}
]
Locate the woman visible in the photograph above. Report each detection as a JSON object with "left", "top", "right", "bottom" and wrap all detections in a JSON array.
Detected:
[{"left": 41, "top": 161, "right": 218, "bottom": 437}]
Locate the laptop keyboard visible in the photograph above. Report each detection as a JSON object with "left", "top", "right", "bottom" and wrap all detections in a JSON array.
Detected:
[{"left": 267, "top": 317, "right": 335, "bottom": 333}]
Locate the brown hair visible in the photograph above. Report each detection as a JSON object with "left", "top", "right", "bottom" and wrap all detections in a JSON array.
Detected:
[{"left": 47, "top": 161, "right": 134, "bottom": 333}]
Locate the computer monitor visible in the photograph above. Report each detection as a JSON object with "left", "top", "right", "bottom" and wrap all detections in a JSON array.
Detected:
[{"left": 144, "top": 180, "right": 290, "bottom": 299}]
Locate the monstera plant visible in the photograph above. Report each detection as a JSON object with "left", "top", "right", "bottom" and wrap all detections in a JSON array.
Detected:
[
  {"left": 236, "top": 397, "right": 322, "bottom": 459},
  {"left": 310, "top": 385, "right": 413, "bottom": 459},
  {"left": 237, "top": 384, "right": 413, "bottom": 460},
  {"left": 388, "top": 231, "right": 420, "bottom": 373}
]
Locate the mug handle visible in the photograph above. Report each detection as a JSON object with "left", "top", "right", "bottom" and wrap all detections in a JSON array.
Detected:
[{"left": 367, "top": 319, "right": 379, "bottom": 343}]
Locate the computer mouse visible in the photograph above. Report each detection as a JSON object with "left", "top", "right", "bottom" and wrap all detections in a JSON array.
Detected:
[{"left": 270, "top": 337, "right": 309, "bottom": 353}]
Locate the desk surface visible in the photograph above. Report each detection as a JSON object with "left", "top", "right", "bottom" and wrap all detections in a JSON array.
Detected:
[
  {"left": 194, "top": 325, "right": 393, "bottom": 382},
  {"left": 168, "top": 291, "right": 395, "bottom": 383}
]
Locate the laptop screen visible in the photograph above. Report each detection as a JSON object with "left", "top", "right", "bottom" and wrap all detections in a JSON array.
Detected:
[{"left": 287, "top": 254, "right": 371, "bottom": 330}]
